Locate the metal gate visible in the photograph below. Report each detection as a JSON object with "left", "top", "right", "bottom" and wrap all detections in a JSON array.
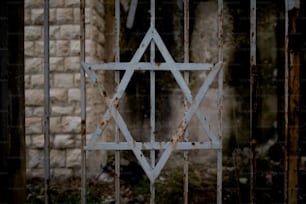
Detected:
[{"left": 79, "top": 0, "right": 224, "bottom": 203}]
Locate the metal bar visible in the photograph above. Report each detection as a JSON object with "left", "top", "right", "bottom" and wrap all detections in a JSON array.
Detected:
[
  {"left": 80, "top": 0, "right": 86, "bottom": 203},
  {"left": 85, "top": 141, "right": 220, "bottom": 150},
  {"left": 126, "top": 0, "right": 138, "bottom": 29},
  {"left": 82, "top": 62, "right": 213, "bottom": 71},
  {"left": 115, "top": 0, "right": 120, "bottom": 203},
  {"left": 43, "top": 0, "right": 50, "bottom": 203},
  {"left": 250, "top": 0, "right": 256, "bottom": 203},
  {"left": 183, "top": 1, "right": 190, "bottom": 203},
  {"left": 150, "top": 0, "right": 156, "bottom": 203},
  {"left": 284, "top": 0, "right": 289, "bottom": 203},
  {"left": 217, "top": 0, "right": 224, "bottom": 203}
]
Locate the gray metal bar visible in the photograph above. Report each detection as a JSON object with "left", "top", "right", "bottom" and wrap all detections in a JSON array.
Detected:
[
  {"left": 183, "top": 1, "right": 190, "bottom": 203},
  {"left": 80, "top": 0, "right": 86, "bottom": 203},
  {"left": 82, "top": 62, "right": 213, "bottom": 71},
  {"left": 217, "top": 0, "right": 223, "bottom": 203},
  {"left": 284, "top": 0, "right": 289, "bottom": 203},
  {"left": 115, "top": 0, "right": 121, "bottom": 203},
  {"left": 126, "top": 0, "right": 138, "bottom": 29},
  {"left": 85, "top": 141, "right": 220, "bottom": 150},
  {"left": 43, "top": 0, "right": 50, "bottom": 203},
  {"left": 150, "top": 0, "right": 156, "bottom": 203},
  {"left": 250, "top": 0, "right": 256, "bottom": 203}
]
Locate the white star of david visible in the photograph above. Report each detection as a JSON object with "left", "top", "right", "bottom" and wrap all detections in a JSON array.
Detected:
[{"left": 81, "top": 26, "right": 222, "bottom": 182}]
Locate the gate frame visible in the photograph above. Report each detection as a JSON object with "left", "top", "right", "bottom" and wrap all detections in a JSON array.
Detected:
[{"left": 79, "top": 0, "right": 224, "bottom": 203}]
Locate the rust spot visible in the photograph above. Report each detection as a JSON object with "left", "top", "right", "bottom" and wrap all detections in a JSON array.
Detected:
[
  {"left": 114, "top": 97, "right": 119, "bottom": 109},
  {"left": 101, "top": 120, "right": 105, "bottom": 126},
  {"left": 102, "top": 90, "right": 107, "bottom": 97},
  {"left": 155, "top": 62, "right": 161, "bottom": 67},
  {"left": 251, "top": 139, "right": 257, "bottom": 145},
  {"left": 81, "top": 120, "right": 86, "bottom": 135}
]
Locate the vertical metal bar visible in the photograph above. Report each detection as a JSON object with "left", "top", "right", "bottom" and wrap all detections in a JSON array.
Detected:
[
  {"left": 183, "top": 1, "right": 189, "bottom": 204},
  {"left": 80, "top": 0, "right": 86, "bottom": 203},
  {"left": 284, "top": 1, "right": 289, "bottom": 203},
  {"left": 115, "top": 0, "right": 121, "bottom": 203},
  {"left": 217, "top": 0, "right": 223, "bottom": 204},
  {"left": 250, "top": 0, "right": 256, "bottom": 203},
  {"left": 150, "top": 0, "right": 156, "bottom": 203},
  {"left": 43, "top": 0, "right": 50, "bottom": 203}
]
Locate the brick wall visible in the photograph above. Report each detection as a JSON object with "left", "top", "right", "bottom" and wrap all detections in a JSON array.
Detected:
[{"left": 24, "top": 0, "right": 108, "bottom": 179}]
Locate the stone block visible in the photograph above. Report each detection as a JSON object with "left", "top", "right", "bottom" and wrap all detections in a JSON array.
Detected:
[
  {"left": 25, "top": 26, "right": 42, "bottom": 41},
  {"left": 25, "top": 107, "right": 32, "bottom": 116},
  {"left": 56, "top": 8, "right": 73, "bottom": 24},
  {"left": 51, "top": 106, "right": 74, "bottom": 116},
  {"left": 50, "top": 57, "right": 64, "bottom": 72},
  {"left": 53, "top": 73, "right": 74, "bottom": 88},
  {"left": 33, "top": 107, "right": 44, "bottom": 116},
  {"left": 25, "top": 57, "right": 43, "bottom": 74},
  {"left": 66, "top": 149, "right": 81, "bottom": 168},
  {"left": 56, "top": 40, "right": 70, "bottom": 57},
  {"left": 25, "top": 89, "right": 43, "bottom": 106},
  {"left": 25, "top": 117, "right": 42, "bottom": 134},
  {"left": 32, "top": 134, "right": 44, "bottom": 148},
  {"left": 24, "top": 41, "right": 35, "bottom": 57},
  {"left": 50, "top": 117, "right": 62, "bottom": 134},
  {"left": 50, "top": 40, "right": 56, "bottom": 57},
  {"left": 70, "top": 40, "right": 80, "bottom": 56},
  {"left": 24, "top": 75, "right": 31, "bottom": 89},
  {"left": 50, "top": 89, "right": 68, "bottom": 103},
  {"left": 60, "top": 25, "right": 80, "bottom": 40},
  {"left": 31, "top": 9, "right": 43, "bottom": 25},
  {"left": 26, "top": 135, "right": 32, "bottom": 147},
  {"left": 73, "top": 8, "right": 80, "bottom": 24},
  {"left": 27, "top": 168, "right": 44, "bottom": 179},
  {"left": 50, "top": 25, "right": 60, "bottom": 40},
  {"left": 50, "top": 0, "right": 64, "bottom": 8},
  {"left": 25, "top": 0, "right": 43, "bottom": 9},
  {"left": 50, "top": 8, "right": 57, "bottom": 25},
  {"left": 27, "top": 149, "right": 44, "bottom": 168},
  {"left": 24, "top": 9, "right": 31, "bottom": 25},
  {"left": 64, "top": 56, "right": 80, "bottom": 72},
  {"left": 34, "top": 41, "right": 44, "bottom": 57},
  {"left": 68, "top": 88, "right": 80, "bottom": 103},
  {"left": 50, "top": 149, "right": 66, "bottom": 168},
  {"left": 51, "top": 168, "right": 73, "bottom": 178},
  {"left": 31, "top": 74, "right": 44, "bottom": 88},
  {"left": 54, "top": 134, "right": 75, "bottom": 148},
  {"left": 65, "top": 0, "right": 79, "bottom": 8},
  {"left": 62, "top": 116, "right": 80, "bottom": 133}
]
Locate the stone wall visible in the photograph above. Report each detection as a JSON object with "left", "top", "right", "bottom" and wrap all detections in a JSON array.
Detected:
[{"left": 24, "top": 0, "right": 108, "bottom": 179}]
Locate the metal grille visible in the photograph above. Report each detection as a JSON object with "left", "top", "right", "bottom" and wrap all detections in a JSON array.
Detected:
[{"left": 80, "top": 0, "right": 224, "bottom": 203}]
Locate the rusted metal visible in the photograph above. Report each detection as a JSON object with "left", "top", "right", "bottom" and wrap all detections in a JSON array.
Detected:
[
  {"left": 284, "top": 0, "right": 289, "bottom": 203},
  {"left": 217, "top": 0, "right": 223, "bottom": 203},
  {"left": 80, "top": 0, "right": 86, "bottom": 203},
  {"left": 286, "top": 5, "right": 300, "bottom": 204},
  {"left": 81, "top": 0, "right": 223, "bottom": 202},
  {"left": 183, "top": 1, "right": 189, "bottom": 203},
  {"left": 150, "top": 0, "right": 156, "bottom": 203},
  {"left": 43, "top": 0, "right": 50, "bottom": 203},
  {"left": 115, "top": 0, "right": 120, "bottom": 203},
  {"left": 250, "top": 0, "right": 256, "bottom": 203}
]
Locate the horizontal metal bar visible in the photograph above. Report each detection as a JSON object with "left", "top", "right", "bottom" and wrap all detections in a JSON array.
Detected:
[
  {"left": 85, "top": 141, "right": 220, "bottom": 150},
  {"left": 82, "top": 62, "right": 213, "bottom": 71}
]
